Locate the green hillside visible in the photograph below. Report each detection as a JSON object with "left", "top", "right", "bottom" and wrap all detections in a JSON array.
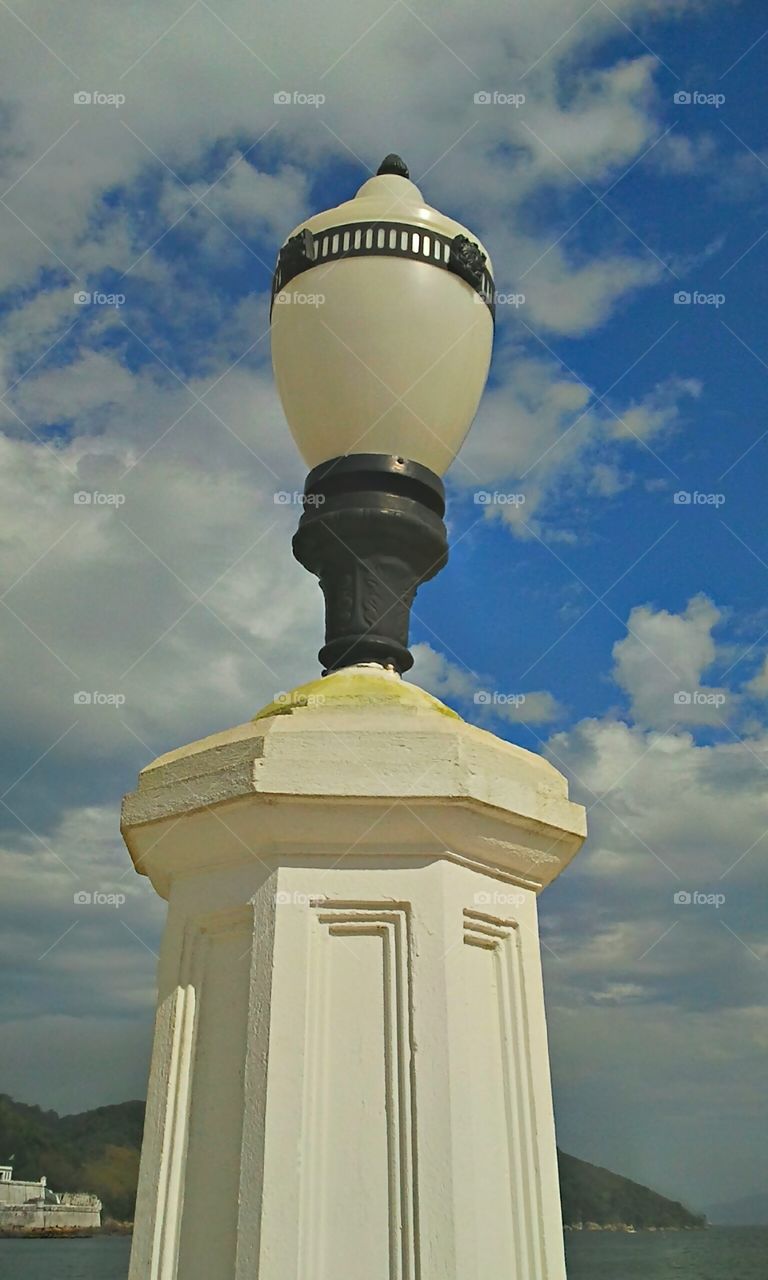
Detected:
[
  {"left": 0, "top": 1093, "right": 705, "bottom": 1229},
  {"left": 0, "top": 1094, "right": 143, "bottom": 1221},
  {"left": 558, "top": 1149, "right": 705, "bottom": 1229}
]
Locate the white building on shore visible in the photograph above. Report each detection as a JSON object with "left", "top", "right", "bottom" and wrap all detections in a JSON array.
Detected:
[{"left": 0, "top": 1164, "right": 101, "bottom": 1231}]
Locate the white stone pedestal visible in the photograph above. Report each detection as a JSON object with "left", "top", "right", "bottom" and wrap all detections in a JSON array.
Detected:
[{"left": 122, "top": 666, "right": 586, "bottom": 1280}]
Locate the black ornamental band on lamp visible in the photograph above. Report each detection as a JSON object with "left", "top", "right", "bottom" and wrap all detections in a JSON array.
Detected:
[
  {"left": 270, "top": 223, "right": 495, "bottom": 320},
  {"left": 270, "top": 154, "right": 495, "bottom": 675}
]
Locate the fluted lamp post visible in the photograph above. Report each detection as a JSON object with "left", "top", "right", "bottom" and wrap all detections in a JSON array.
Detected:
[
  {"left": 271, "top": 153, "right": 494, "bottom": 674},
  {"left": 122, "top": 155, "right": 586, "bottom": 1280}
]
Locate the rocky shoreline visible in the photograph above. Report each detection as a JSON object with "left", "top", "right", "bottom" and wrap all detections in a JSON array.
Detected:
[
  {"left": 0, "top": 1219, "right": 133, "bottom": 1239},
  {"left": 2, "top": 1220, "right": 709, "bottom": 1240},
  {"left": 564, "top": 1222, "right": 707, "bottom": 1232}
]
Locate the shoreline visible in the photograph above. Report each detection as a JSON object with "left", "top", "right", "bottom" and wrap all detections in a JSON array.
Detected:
[
  {"left": 2, "top": 1221, "right": 713, "bottom": 1241},
  {"left": 0, "top": 1221, "right": 133, "bottom": 1240},
  {"left": 564, "top": 1222, "right": 707, "bottom": 1233}
]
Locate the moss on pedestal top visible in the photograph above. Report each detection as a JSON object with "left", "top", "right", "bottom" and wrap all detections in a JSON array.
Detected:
[{"left": 252, "top": 664, "right": 460, "bottom": 722}]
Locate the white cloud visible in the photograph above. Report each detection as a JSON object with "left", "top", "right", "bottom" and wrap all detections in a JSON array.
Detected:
[
  {"left": 454, "top": 364, "right": 701, "bottom": 539},
  {"left": 538, "top": 590, "right": 768, "bottom": 1202},
  {"left": 500, "top": 688, "right": 564, "bottom": 723},
  {"left": 0, "top": 803, "right": 163, "bottom": 1019},
  {"left": 408, "top": 642, "right": 563, "bottom": 723},
  {"left": 408, "top": 642, "right": 479, "bottom": 702},
  {"left": 0, "top": 0, "right": 720, "bottom": 579},
  {"left": 649, "top": 130, "right": 718, "bottom": 175},
  {"left": 0, "top": 801, "right": 163, "bottom": 1109},
  {"left": 549, "top": 1001, "right": 767, "bottom": 1206},
  {"left": 589, "top": 980, "right": 649, "bottom": 1004},
  {"left": 524, "top": 252, "right": 661, "bottom": 336},
  {"left": 410, "top": 596, "right": 768, "bottom": 1206},
  {"left": 588, "top": 461, "right": 632, "bottom": 496},
  {"left": 522, "top": 56, "right": 658, "bottom": 183},
  {"left": 0, "top": 0, "right": 705, "bottom": 318},
  {"left": 745, "top": 656, "right": 768, "bottom": 698},
  {"left": 612, "top": 594, "right": 730, "bottom": 727},
  {"left": 609, "top": 376, "right": 702, "bottom": 442},
  {"left": 0, "top": 396, "right": 319, "bottom": 768}
]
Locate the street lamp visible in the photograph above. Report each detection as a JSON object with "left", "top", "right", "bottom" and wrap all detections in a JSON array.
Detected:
[
  {"left": 270, "top": 154, "right": 495, "bottom": 674},
  {"left": 123, "top": 153, "right": 585, "bottom": 1280}
]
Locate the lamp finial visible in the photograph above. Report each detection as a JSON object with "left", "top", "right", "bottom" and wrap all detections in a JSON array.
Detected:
[{"left": 376, "top": 153, "right": 409, "bottom": 179}]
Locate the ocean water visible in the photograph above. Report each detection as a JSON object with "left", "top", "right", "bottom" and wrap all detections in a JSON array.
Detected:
[
  {"left": 565, "top": 1226, "right": 768, "bottom": 1278},
  {"left": 0, "top": 1236, "right": 131, "bottom": 1279},
  {"left": 0, "top": 1228, "right": 764, "bottom": 1278}
]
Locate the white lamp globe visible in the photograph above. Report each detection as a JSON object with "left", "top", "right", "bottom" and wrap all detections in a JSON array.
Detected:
[{"left": 270, "top": 155, "right": 494, "bottom": 477}]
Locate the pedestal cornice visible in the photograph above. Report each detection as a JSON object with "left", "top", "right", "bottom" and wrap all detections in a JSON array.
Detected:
[{"left": 121, "top": 667, "right": 586, "bottom": 898}]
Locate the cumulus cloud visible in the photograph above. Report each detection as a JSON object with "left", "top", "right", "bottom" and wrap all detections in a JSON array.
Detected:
[
  {"left": 454, "top": 364, "right": 701, "bottom": 538},
  {"left": 539, "top": 595, "right": 768, "bottom": 1203},
  {"left": 608, "top": 375, "right": 702, "bottom": 442},
  {"left": 409, "top": 642, "right": 564, "bottom": 723},
  {"left": 649, "top": 129, "right": 718, "bottom": 175},
  {"left": 0, "top": 0, "right": 714, "bottom": 578},
  {"left": 588, "top": 461, "right": 632, "bottom": 496},
  {"left": 0, "top": 803, "right": 161, "bottom": 1109},
  {"left": 0, "top": 387, "right": 321, "bottom": 822},
  {"left": 745, "top": 655, "right": 768, "bottom": 698},
  {"left": 612, "top": 593, "right": 730, "bottom": 727}
]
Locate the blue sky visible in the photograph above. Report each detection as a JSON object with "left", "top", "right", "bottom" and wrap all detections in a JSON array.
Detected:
[{"left": 0, "top": 0, "right": 766, "bottom": 1214}]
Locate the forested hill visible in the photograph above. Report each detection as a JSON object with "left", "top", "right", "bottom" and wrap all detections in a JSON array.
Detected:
[
  {"left": 0, "top": 1094, "right": 143, "bottom": 1221},
  {"left": 0, "top": 1093, "right": 705, "bottom": 1228},
  {"left": 558, "top": 1149, "right": 705, "bottom": 1229}
]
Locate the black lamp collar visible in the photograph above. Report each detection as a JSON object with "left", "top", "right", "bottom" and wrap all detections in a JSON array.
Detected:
[{"left": 292, "top": 454, "right": 448, "bottom": 675}]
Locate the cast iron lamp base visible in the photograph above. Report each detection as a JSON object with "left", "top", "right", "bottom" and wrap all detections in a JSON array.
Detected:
[{"left": 292, "top": 454, "right": 448, "bottom": 675}]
